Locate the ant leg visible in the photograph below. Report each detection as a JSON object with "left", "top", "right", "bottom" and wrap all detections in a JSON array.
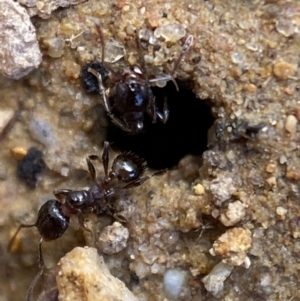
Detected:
[
  {"left": 148, "top": 96, "right": 169, "bottom": 124},
  {"left": 147, "top": 96, "right": 157, "bottom": 124},
  {"left": 155, "top": 96, "right": 169, "bottom": 124},
  {"left": 8, "top": 223, "right": 36, "bottom": 251},
  {"left": 102, "top": 141, "right": 110, "bottom": 178},
  {"left": 77, "top": 211, "right": 95, "bottom": 245},
  {"left": 85, "top": 70, "right": 132, "bottom": 133},
  {"left": 87, "top": 68, "right": 111, "bottom": 113},
  {"left": 108, "top": 114, "right": 132, "bottom": 133},
  {"left": 26, "top": 238, "right": 44, "bottom": 301},
  {"left": 86, "top": 156, "right": 98, "bottom": 182}
]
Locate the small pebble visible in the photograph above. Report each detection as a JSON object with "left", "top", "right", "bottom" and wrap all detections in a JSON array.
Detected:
[
  {"left": 60, "top": 166, "right": 69, "bottom": 177},
  {"left": 276, "top": 206, "right": 287, "bottom": 216},
  {"left": 193, "top": 183, "right": 205, "bottom": 195},
  {"left": 273, "top": 61, "right": 296, "bottom": 80},
  {"left": 163, "top": 268, "right": 188, "bottom": 299},
  {"left": 279, "top": 155, "right": 287, "bottom": 164},
  {"left": 11, "top": 147, "right": 27, "bottom": 160},
  {"left": 211, "top": 227, "right": 252, "bottom": 267},
  {"left": 245, "top": 83, "right": 257, "bottom": 93},
  {"left": 265, "top": 163, "right": 276, "bottom": 173},
  {"left": 286, "top": 169, "right": 300, "bottom": 180},
  {"left": 285, "top": 115, "right": 297, "bottom": 133},
  {"left": 97, "top": 222, "right": 129, "bottom": 254},
  {"left": 29, "top": 116, "right": 56, "bottom": 147},
  {"left": 43, "top": 37, "right": 64, "bottom": 58},
  {"left": 154, "top": 24, "right": 186, "bottom": 42},
  {"left": 219, "top": 201, "right": 246, "bottom": 227},
  {"left": 266, "top": 176, "right": 277, "bottom": 187},
  {"left": 202, "top": 262, "right": 233, "bottom": 297},
  {"left": 276, "top": 19, "right": 295, "bottom": 37}
]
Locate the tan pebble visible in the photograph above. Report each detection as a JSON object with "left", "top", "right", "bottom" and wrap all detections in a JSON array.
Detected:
[
  {"left": 193, "top": 184, "right": 205, "bottom": 195},
  {"left": 266, "top": 39, "right": 278, "bottom": 48},
  {"left": 273, "top": 61, "right": 296, "bottom": 80},
  {"left": 286, "top": 169, "right": 300, "bottom": 180},
  {"left": 11, "top": 147, "right": 27, "bottom": 160},
  {"left": 219, "top": 201, "right": 246, "bottom": 227},
  {"left": 265, "top": 163, "right": 276, "bottom": 173},
  {"left": 36, "top": 1, "right": 44, "bottom": 10},
  {"left": 295, "top": 106, "right": 300, "bottom": 121},
  {"left": 116, "top": 0, "right": 126, "bottom": 9},
  {"left": 212, "top": 227, "right": 252, "bottom": 266},
  {"left": 266, "top": 176, "right": 277, "bottom": 187},
  {"left": 276, "top": 206, "right": 287, "bottom": 216},
  {"left": 122, "top": 4, "right": 130, "bottom": 12},
  {"left": 279, "top": 155, "right": 287, "bottom": 164},
  {"left": 64, "top": 61, "right": 81, "bottom": 79},
  {"left": 127, "top": 53, "right": 137, "bottom": 65},
  {"left": 147, "top": 14, "right": 160, "bottom": 28},
  {"left": 285, "top": 115, "right": 298, "bottom": 133},
  {"left": 284, "top": 86, "right": 294, "bottom": 95},
  {"left": 292, "top": 231, "right": 300, "bottom": 239},
  {"left": 245, "top": 83, "right": 257, "bottom": 93},
  {"left": 57, "top": 247, "right": 138, "bottom": 301}
]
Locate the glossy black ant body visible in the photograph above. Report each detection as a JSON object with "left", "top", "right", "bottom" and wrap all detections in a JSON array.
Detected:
[
  {"left": 8, "top": 141, "right": 164, "bottom": 301},
  {"left": 83, "top": 24, "right": 193, "bottom": 134}
]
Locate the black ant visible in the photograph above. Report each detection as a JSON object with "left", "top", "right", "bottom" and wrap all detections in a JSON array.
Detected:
[
  {"left": 82, "top": 24, "right": 193, "bottom": 134},
  {"left": 8, "top": 141, "right": 164, "bottom": 301}
]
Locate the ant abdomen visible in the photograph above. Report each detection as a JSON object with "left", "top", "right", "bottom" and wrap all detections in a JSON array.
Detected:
[
  {"left": 110, "top": 152, "right": 146, "bottom": 182},
  {"left": 36, "top": 200, "right": 69, "bottom": 241}
]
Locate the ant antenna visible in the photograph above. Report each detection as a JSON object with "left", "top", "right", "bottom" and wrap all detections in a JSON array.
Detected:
[
  {"left": 170, "top": 35, "right": 194, "bottom": 75},
  {"left": 94, "top": 23, "right": 105, "bottom": 63},
  {"left": 148, "top": 34, "right": 194, "bottom": 91},
  {"left": 135, "top": 30, "right": 149, "bottom": 82}
]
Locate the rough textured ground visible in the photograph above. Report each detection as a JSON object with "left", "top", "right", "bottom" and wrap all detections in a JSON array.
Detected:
[{"left": 1, "top": 0, "right": 300, "bottom": 300}]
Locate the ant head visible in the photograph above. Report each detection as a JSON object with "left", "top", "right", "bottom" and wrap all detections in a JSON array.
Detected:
[
  {"left": 35, "top": 200, "right": 70, "bottom": 241},
  {"left": 111, "top": 152, "right": 146, "bottom": 182}
]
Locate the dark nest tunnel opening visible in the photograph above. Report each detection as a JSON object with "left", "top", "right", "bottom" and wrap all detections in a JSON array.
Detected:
[{"left": 106, "top": 81, "right": 215, "bottom": 170}]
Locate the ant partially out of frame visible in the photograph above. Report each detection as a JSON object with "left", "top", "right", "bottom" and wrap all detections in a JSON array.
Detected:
[
  {"left": 8, "top": 141, "right": 164, "bottom": 301},
  {"left": 82, "top": 23, "right": 193, "bottom": 134}
]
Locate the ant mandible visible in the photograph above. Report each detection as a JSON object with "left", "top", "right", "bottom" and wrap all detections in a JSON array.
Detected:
[
  {"left": 83, "top": 23, "right": 193, "bottom": 134},
  {"left": 8, "top": 141, "right": 164, "bottom": 301}
]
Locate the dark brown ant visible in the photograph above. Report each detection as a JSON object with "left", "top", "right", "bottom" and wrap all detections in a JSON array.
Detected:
[
  {"left": 84, "top": 24, "right": 193, "bottom": 134},
  {"left": 8, "top": 141, "right": 164, "bottom": 301}
]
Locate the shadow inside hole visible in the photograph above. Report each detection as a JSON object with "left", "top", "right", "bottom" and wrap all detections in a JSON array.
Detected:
[{"left": 106, "top": 81, "right": 215, "bottom": 170}]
